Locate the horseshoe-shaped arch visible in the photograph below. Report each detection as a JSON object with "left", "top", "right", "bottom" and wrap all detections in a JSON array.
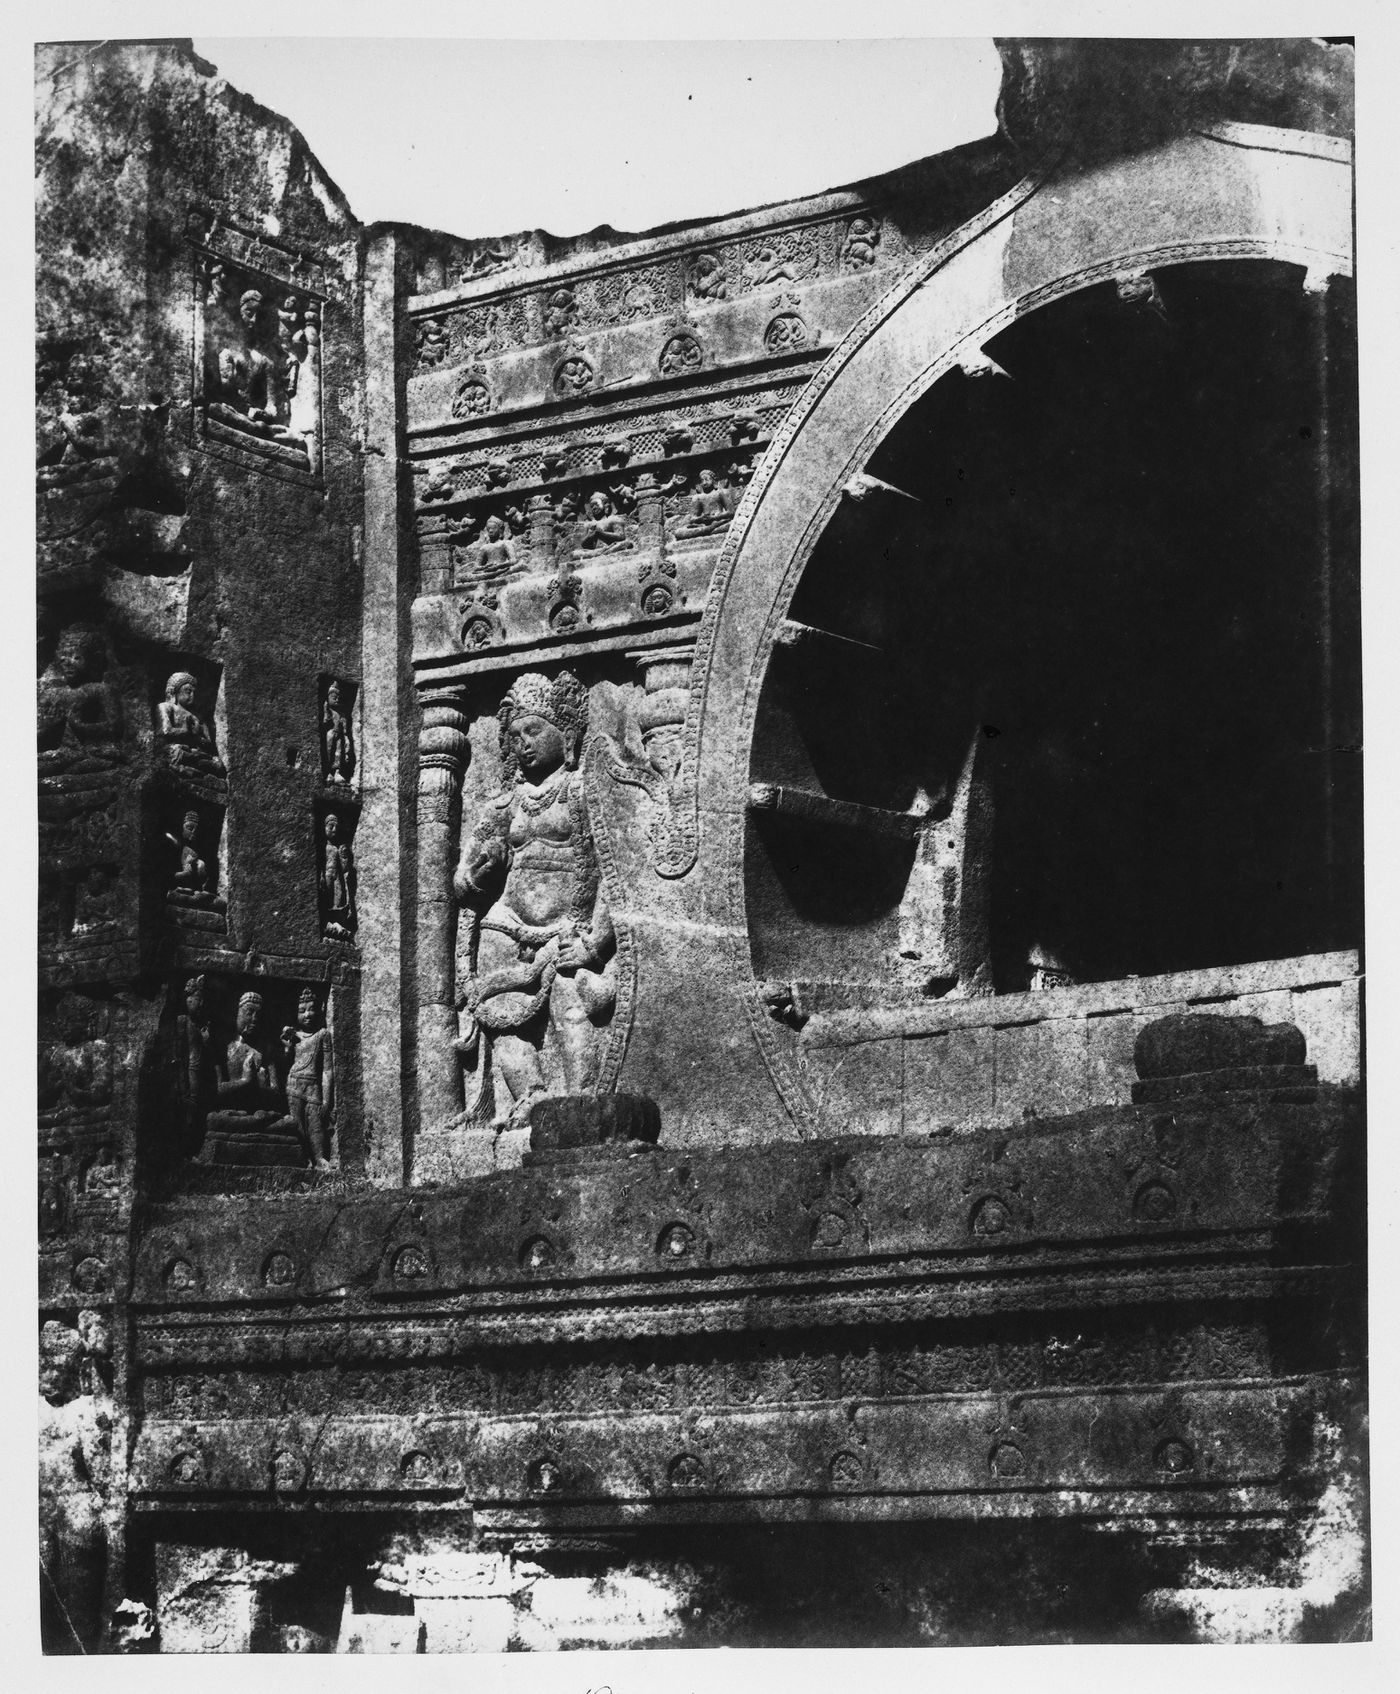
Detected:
[{"left": 623, "top": 124, "right": 1353, "bottom": 1140}]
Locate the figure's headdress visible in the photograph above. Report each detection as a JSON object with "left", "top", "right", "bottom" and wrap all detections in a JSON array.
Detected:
[
  {"left": 498, "top": 670, "right": 589, "bottom": 775},
  {"left": 238, "top": 991, "right": 263, "bottom": 1018}
]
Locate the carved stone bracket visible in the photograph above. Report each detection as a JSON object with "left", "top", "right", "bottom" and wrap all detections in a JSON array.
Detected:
[{"left": 595, "top": 647, "right": 699, "bottom": 879}]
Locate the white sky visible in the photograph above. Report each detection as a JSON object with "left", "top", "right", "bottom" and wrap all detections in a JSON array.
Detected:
[{"left": 190, "top": 37, "right": 1002, "bottom": 240}]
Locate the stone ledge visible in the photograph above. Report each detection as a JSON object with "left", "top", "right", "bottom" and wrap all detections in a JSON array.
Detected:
[
  {"left": 802, "top": 950, "right": 1360, "bottom": 1045},
  {"left": 130, "top": 1092, "right": 1361, "bottom": 1308}
]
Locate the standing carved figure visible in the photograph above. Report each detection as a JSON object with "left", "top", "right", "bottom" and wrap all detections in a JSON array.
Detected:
[
  {"left": 320, "top": 814, "right": 356, "bottom": 938},
  {"left": 453, "top": 672, "right": 616, "bottom": 1128},
  {"left": 174, "top": 975, "right": 211, "bottom": 1148},
  {"left": 276, "top": 294, "right": 307, "bottom": 398},
  {"left": 282, "top": 989, "right": 334, "bottom": 1168},
  {"left": 39, "top": 1320, "right": 109, "bottom": 1653},
  {"left": 322, "top": 680, "right": 355, "bottom": 785}
]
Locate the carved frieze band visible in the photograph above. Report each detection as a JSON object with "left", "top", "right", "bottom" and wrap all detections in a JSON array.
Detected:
[
  {"left": 408, "top": 210, "right": 907, "bottom": 375},
  {"left": 129, "top": 1378, "right": 1342, "bottom": 1509},
  {"left": 139, "top": 1315, "right": 1296, "bottom": 1421}
]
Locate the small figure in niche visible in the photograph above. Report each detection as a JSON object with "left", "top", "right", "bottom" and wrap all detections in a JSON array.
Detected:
[
  {"left": 155, "top": 671, "right": 224, "bottom": 774},
  {"left": 689, "top": 252, "right": 729, "bottom": 301},
  {"left": 207, "top": 288, "right": 296, "bottom": 441},
  {"left": 37, "top": 625, "right": 123, "bottom": 774},
  {"left": 201, "top": 991, "right": 300, "bottom": 1153},
  {"left": 165, "top": 809, "right": 216, "bottom": 905},
  {"left": 471, "top": 514, "right": 517, "bottom": 578},
  {"left": 322, "top": 680, "right": 355, "bottom": 786},
  {"left": 842, "top": 214, "right": 881, "bottom": 270},
  {"left": 575, "top": 490, "right": 632, "bottom": 553},
  {"left": 174, "top": 975, "right": 212, "bottom": 1146},
  {"left": 282, "top": 989, "right": 334, "bottom": 1169},
  {"left": 674, "top": 466, "right": 734, "bottom": 538},
  {"left": 275, "top": 295, "right": 307, "bottom": 398},
  {"left": 320, "top": 814, "right": 356, "bottom": 938},
  {"left": 543, "top": 288, "right": 578, "bottom": 339}
]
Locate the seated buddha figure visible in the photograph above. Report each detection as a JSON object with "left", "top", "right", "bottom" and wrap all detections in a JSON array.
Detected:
[
  {"left": 37, "top": 625, "right": 123, "bottom": 775},
  {"left": 207, "top": 288, "right": 295, "bottom": 441},
  {"left": 574, "top": 490, "right": 632, "bottom": 554},
  {"left": 165, "top": 809, "right": 217, "bottom": 906},
  {"left": 198, "top": 991, "right": 304, "bottom": 1164},
  {"left": 673, "top": 466, "right": 734, "bottom": 539},
  {"left": 453, "top": 671, "right": 616, "bottom": 1128},
  {"left": 155, "top": 672, "right": 224, "bottom": 774}
]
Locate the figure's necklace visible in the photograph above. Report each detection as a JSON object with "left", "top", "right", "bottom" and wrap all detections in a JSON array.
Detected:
[{"left": 516, "top": 768, "right": 567, "bottom": 815}]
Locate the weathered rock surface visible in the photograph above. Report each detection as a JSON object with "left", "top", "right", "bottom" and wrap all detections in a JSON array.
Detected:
[{"left": 35, "top": 36, "right": 1364, "bottom": 1651}]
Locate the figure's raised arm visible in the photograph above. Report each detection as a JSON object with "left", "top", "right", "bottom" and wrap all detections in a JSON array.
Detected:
[{"left": 453, "top": 797, "right": 510, "bottom": 905}]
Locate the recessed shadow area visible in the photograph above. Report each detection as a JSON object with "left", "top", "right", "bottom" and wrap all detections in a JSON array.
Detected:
[{"left": 747, "top": 260, "right": 1360, "bottom": 994}]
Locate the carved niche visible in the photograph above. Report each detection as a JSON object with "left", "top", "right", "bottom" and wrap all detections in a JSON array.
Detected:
[
  {"left": 153, "top": 665, "right": 224, "bottom": 778},
  {"left": 316, "top": 803, "right": 359, "bottom": 942},
  {"left": 320, "top": 677, "right": 358, "bottom": 790},
  {"left": 192, "top": 217, "right": 325, "bottom": 480},
  {"left": 160, "top": 801, "right": 227, "bottom": 929},
  {"left": 450, "top": 509, "right": 528, "bottom": 588},
  {"left": 552, "top": 351, "right": 595, "bottom": 398},
  {"left": 154, "top": 974, "right": 338, "bottom": 1174}
]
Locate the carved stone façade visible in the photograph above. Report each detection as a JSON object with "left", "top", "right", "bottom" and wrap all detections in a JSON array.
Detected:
[{"left": 35, "top": 36, "right": 1362, "bottom": 1653}]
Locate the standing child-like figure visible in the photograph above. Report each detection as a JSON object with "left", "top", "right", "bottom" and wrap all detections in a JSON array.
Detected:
[
  {"left": 282, "top": 989, "right": 334, "bottom": 1168},
  {"left": 322, "top": 680, "right": 355, "bottom": 786},
  {"left": 320, "top": 814, "right": 356, "bottom": 937}
]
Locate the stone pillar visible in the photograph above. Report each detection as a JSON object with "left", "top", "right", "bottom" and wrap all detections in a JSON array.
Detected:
[
  {"left": 301, "top": 299, "right": 322, "bottom": 478},
  {"left": 635, "top": 470, "right": 664, "bottom": 553},
  {"left": 414, "top": 684, "right": 470, "bottom": 1176},
  {"left": 526, "top": 491, "right": 554, "bottom": 564},
  {"left": 359, "top": 229, "right": 415, "bottom": 1184},
  {"left": 418, "top": 523, "right": 452, "bottom": 596}
]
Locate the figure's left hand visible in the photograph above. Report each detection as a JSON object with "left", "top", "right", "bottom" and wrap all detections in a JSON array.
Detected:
[{"left": 556, "top": 936, "right": 591, "bottom": 973}]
